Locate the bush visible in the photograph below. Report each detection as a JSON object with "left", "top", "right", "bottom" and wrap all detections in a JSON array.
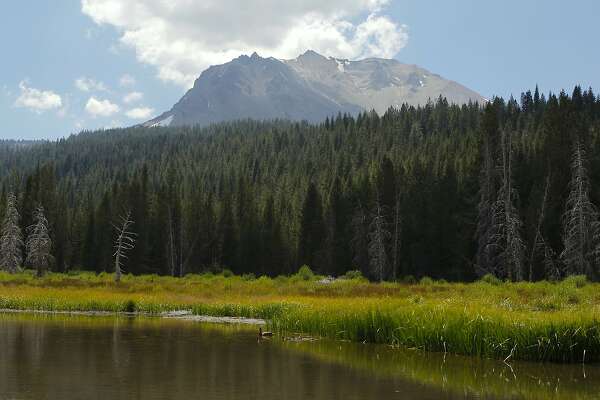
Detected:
[
  {"left": 241, "top": 273, "right": 256, "bottom": 281},
  {"left": 221, "top": 269, "right": 234, "bottom": 278},
  {"left": 342, "top": 270, "right": 363, "bottom": 280},
  {"left": 294, "top": 265, "right": 315, "bottom": 281},
  {"left": 562, "top": 274, "right": 588, "bottom": 288},
  {"left": 419, "top": 276, "right": 434, "bottom": 285},
  {"left": 480, "top": 274, "right": 502, "bottom": 286},
  {"left": 402, "top": 275, "right": 416, "bottom": 284},
  {"left": 123, "top": 299, "right": 136, "bottom": 313}
]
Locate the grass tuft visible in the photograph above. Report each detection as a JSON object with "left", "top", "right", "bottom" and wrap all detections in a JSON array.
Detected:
[{"left": 0, "top": 271, "right": 599, "bottom": 362}]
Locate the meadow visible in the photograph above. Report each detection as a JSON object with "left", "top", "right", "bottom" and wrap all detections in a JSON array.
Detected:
[{"left": 0, "top": 268, "right": 599, "bottom": 363}]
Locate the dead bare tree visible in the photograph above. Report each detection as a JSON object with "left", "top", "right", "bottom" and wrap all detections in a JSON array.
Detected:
[
  {"left": 488, "top": 129, "right": 525, "bottom": 281},
  {"left": 527, "top": 174, "right": 553, "bottom": 281},
  {"left": 561, "top": 141, "right": 600, "bottom": 279},
  {"left": 0, "top": 193, "right": 23, "bottom": 273},
  {"left": 26, "top": 206, "right": 52, "bottom": 277},
  {"left": 113, "top": 211, "right": 136, "bottom": 283}
]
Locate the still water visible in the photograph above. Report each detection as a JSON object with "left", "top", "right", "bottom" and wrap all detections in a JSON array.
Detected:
[{"left": 0, "top": 313, "right": 598, "bottom": 400}]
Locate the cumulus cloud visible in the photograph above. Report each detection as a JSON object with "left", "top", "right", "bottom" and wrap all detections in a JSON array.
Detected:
[
  {"left": 81, "top": 0, "right": 408, "bottom": 88},
  {"left": 125, "top": 106, "right": 154, "bottom": 119},
  {"left": 75, "top": 77, "right": 107, "bottom": 92},
  {"left": 85, "top": 97, "right": 120, "bottom": 117},
  {"left": 119, "top": 74, "right": 136, "bottom": 87},
  {"left": 123, "top": 91, "right": 143, "bottom": 104},
  {"left": 14, "top": 81, "right": 63, "bottom": 112}
]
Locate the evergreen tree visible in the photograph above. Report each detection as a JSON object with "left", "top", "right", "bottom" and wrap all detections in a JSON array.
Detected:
[
  {"left": 26, "top": 206, "right": 52, "bottom": 277},
  {"left": 0, "top": 193, "right": 23, "bottom": 273},
  {"left": 368, "top": 196, "right": 390, "bottom": 281},
  {"left": 298, "top": 182, "right": 325, "bottom": 272},
  {"left": 476, "top": 102, "right": 501, "bottom": 276}
]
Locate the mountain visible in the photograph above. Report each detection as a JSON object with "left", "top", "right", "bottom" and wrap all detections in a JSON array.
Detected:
[{"left": 145, "top": 50, "right": 485, "bottom": 127}]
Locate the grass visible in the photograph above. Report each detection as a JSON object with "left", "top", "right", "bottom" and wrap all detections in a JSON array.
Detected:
[{"left": 1, "top": 270, "right": 599, "bottom": 363}]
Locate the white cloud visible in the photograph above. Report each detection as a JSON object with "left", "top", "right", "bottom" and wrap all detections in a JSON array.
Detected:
[
  {"left": 81, "top": 0, "right": 408, "bottom": 88},
  {"left": 75, "top": 77, "right": 107, "bottom": 92},
  {"left": 119, "top": 74, "right": 136, "bottom": 87},
  {"left": 123, "top": 91, "right": 143, "bottom": 104},
  {"left": 85, "top": 97, "right": 120, "bottom": 117},
  {"left": 14, "top": 81, "right": 63, "bottom": 112},
  {"left": 125, "top": 106, "right": 154, "bottom": 119}
]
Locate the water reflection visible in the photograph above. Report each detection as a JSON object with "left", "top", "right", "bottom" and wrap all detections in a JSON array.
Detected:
[
  {"left": 0, "top": 313, "right": 459, "bottom": 400},
  {"left": 1, "top": 313, "right": 597, "bottom": 400},
  {"left": 281, "top": 335, "right": 600, "bottom": 400}
]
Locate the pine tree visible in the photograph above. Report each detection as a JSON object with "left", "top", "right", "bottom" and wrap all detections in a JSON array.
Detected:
[
  {"left": 476, "top": 103, "right": 501, "bottom": 276},
  {"left": 26, "top": 206, "right": 52, "bottom": 277},
  {"left": 561, "top": 141, "right": 600, "bottom": 280},
  {"left": 298, "top": 182, "right": 325, "bottom": 272},
  {"left": 0, "top": 193, "right": 23, "bottom": 273},
  {"left": 368, "top": 197, "right": 390, "bottom": 282}
]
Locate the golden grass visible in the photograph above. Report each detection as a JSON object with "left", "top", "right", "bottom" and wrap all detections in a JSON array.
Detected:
[{"left": 1, "top": 271, "right": 599, "bottom": 362}]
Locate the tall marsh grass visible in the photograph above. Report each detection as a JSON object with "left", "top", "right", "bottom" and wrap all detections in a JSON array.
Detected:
[{"left": 1, "top": 271, "right": 599, "bottom": 362}]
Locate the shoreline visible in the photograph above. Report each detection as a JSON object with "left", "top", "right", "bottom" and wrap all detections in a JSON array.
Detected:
[
  {"left": 1, "top": 271, "right": 599, "bottom": 363},
  {"left": 0, "top": 308, "right": 267, "bottom": 325}
]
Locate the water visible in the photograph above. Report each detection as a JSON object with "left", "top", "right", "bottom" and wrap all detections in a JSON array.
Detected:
[{"left": 0, "top": 313, "right": 598, "bottom": 400}]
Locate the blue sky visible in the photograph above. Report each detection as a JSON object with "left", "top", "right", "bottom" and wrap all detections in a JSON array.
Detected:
[{"left": 1, "top": 0, "right": 598, "bottom": 140}]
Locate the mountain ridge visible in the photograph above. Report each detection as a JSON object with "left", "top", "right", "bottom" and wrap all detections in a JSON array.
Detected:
[{"left": 145, "top": 50, "right": 485, "bottom": 128}]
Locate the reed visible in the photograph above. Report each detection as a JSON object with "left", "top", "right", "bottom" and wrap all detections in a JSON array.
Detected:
[{"left": 1, "top": 270, "right": 599, "bottom": 362}]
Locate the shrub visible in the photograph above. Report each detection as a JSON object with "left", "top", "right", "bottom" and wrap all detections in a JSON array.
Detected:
[
  {"left": 342, "top": 270, "right": 363, "bottom": 280},
  {"left": 221, "top": 269, "right": 234, "bottom": 278},
  {"left": 294, "top": 265, "right": 315, "bottom": 281},
  {"left": 562, "top": 274, "right": 588, "bottom": 288},
  {"left": 419, "top": 276, "right": 434, "bottom": 285},
  {"left": 123, "top": 299, "right": 136, "bottom": 313},
  {"left": 241, "top": 273, "right": 256, "bottom": 281},
  {"left": 402, "top": 275, "right": 416, "bottom": 284},
  {"left": 480, "top": 274, "right": 502, "bottom": 286}
]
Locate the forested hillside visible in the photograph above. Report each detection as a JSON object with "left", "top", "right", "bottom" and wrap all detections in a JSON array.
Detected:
[{"left": 1, "top": 86, "right": 600, "bottom": 281}]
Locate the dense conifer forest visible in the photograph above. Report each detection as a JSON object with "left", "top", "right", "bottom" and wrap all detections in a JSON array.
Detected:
[{"left": 1, "top": 86, "right": 600, "bottom": 281}]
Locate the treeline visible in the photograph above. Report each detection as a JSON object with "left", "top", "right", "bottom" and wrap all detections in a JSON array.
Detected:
[{"left": 1, "top": 86, "right": 600, "bottom": 281}]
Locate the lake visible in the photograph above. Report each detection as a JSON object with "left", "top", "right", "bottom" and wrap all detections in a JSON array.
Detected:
[{"left": 0, "top": 313, "right": 598, "bottom": 400}]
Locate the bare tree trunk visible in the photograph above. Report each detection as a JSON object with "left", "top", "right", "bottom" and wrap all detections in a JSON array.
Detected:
[
  {"left": 489, "top": 129, "right": 524, "bottom": 281},
  {"left": 113, "top": 211, "right": 136, "bottom": 283},
  {"left": 528, "top": 174, "right": 551, "bottom": 281},
  {"left": 561, "top": 140, "right": 600, "bottom": 279}
]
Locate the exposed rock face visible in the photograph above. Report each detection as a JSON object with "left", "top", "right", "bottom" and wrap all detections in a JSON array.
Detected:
[{"left": 145, "top": 50, "right": 485, "bottom": 127}]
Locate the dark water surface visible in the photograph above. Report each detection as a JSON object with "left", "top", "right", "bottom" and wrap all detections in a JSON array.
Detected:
[{"left": 0, "top": 313, "right": 598, "bottom": 400}]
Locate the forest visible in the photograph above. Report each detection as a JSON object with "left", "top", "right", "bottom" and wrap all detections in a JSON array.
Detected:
[{"left": 1, "top": 85, "right": 600, "bottom": 282}]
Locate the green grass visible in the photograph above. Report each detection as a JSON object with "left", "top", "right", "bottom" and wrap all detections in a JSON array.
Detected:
[{"left": 1, "top": 270, "right": 599, "bottom": 363}]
